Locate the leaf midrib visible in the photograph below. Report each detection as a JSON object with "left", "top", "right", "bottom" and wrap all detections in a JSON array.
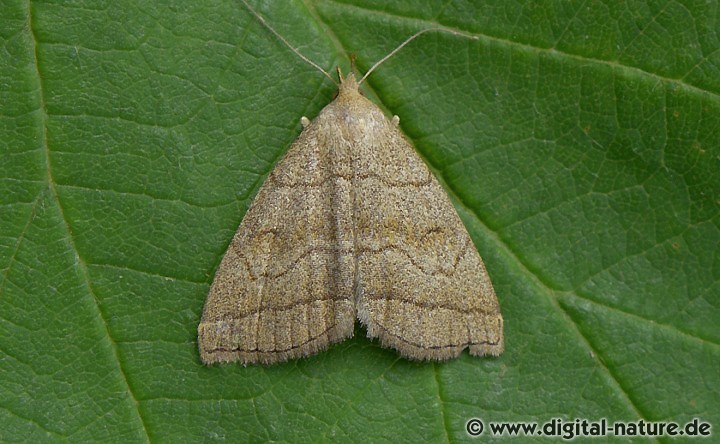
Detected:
[{"left": 26, "top": 2, "right": 150, "bottom": 440}]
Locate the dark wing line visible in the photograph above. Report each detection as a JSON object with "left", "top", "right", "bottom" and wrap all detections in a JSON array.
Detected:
[
  {"left": 237, "top": 236, "right": 473, "bottom": 280},
  {"left": 206, "top": 322, "right": 337, "bottom": 354},
  {"left": 371, "top": 321, "right": 503, "bottom": 350},
  {"left": 270, "top": 169, "right": 432, "bottom": 188}
]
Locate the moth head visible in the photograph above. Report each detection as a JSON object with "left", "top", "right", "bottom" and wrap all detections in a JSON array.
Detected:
[{"left": 334, "top": 55, "right": 364, "bottom": 99}]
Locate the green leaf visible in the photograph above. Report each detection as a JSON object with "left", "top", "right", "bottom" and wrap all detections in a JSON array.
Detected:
[{"left": 2, "top": 0, "right": 718, "bottom": 441}]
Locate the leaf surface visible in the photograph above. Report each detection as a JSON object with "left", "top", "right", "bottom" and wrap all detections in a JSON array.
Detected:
[{"left": 1, "top": 0, "right": 718, "bottom": 441}]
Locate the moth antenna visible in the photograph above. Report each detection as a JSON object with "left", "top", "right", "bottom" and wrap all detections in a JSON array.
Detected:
[
  {"left": 241, "top": 0, "right": 337, "bottom": 85},
  {"left": 359, "top": 27, "right": 479, "bottom": 85}
]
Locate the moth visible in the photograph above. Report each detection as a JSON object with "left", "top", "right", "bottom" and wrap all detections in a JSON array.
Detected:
[{"left": 198, "top": 2, "right": 503, "bottom": 365}]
